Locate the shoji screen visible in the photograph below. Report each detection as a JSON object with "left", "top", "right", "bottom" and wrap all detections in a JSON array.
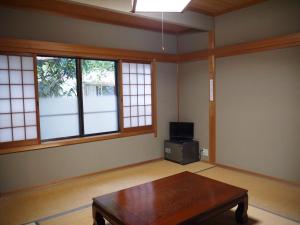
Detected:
[
  {"left": 0, "top": 55, "right": 38, "bottom": 144},
  {"left": 121, "top": 62, "right": 152, "bottom": 129}
]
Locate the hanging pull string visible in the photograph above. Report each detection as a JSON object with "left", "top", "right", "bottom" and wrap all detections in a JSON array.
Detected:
[{"left": 161, "top": 12, "right": 165, "bottom": 52}]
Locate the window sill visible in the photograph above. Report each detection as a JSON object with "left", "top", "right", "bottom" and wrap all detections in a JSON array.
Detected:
[{"left": 0, "top": 128, "right": 155, "bottom": 155}]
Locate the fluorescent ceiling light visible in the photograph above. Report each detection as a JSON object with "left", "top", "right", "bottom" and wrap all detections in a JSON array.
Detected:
[{"left": 133, "top": 0, "right": 191, "bottom": 12}]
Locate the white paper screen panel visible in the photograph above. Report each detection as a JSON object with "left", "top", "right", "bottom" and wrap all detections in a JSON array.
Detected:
[
  {"left": 0, "top": 55, "right": 37, "bottom": 143},
  {"left": 122, "top": 62, "right": 152, "bottom": 128}
]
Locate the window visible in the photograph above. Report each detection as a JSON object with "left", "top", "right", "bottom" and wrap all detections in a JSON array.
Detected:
[
  {"left": 37, "top": 57, "right": 79, "bottom": 140},
  {"left": 0, "top": 55, "right": 38, "bottom": 144},
  {"left": 81, "top": 59, "right": 118, "bottom": 135},
  {"left": 122, "top": 62, "right": 152, "bottom": 129},
  {"left": 0, "top": 50, "right": 156, "bottom": 151}
]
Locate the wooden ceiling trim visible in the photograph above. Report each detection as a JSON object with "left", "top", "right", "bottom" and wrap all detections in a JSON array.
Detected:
[
  {"left": 187, "top": 0, "right": 266, "bottom": 16},
  {"left": 0, "top": 38, "right": 178, "bottom": 62},
  {"left": 0, "top": 0, "right": 192, "bottom": 34}
]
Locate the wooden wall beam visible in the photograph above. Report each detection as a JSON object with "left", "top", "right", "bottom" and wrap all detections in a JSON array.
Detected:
[
  {"left": 208, "top": 30, "right": 216, "bottom": 163},
  {"left": 215, "top": 32, "right": 300, "bottom": 58},
  {"left": 0, "top": 38, "right": 178, "bottom": 62}
]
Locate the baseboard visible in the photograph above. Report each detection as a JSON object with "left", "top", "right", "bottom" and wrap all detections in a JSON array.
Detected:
[
  {"left": 214, "top": 162, "right": 300, "bottom": 187},
  {"left": 1, "top": 157, "right": 163, "bottom": 197}
]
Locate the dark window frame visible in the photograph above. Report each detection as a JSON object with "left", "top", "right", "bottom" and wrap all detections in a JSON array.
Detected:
[{"left": 37, "top": 55, "right": 120, "bottom": 142}]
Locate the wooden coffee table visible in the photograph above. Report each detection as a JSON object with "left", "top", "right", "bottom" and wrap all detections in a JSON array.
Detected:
[{"left": 92, "top": 171, "right": 248, "bottom": 225}]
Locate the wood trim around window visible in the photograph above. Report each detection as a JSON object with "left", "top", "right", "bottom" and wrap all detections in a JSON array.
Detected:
[
  {"left": 0, "top": 54, "right": 157, "bottom": 154},
  {"left": 0, "top": 38, "right": 178, "bottom": 63}
]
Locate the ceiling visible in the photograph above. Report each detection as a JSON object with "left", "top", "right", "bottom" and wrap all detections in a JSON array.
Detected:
[
  {"left": 0, "top": 0, "right": 266, "bottom": 34},
  {"left": 187, "top": 0, "right": 266, "bottom": 16}
]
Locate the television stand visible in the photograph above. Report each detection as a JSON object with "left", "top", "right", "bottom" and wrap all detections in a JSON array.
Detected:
[{"left": 164, "top": 140, "right": 200, "bottom": 165}]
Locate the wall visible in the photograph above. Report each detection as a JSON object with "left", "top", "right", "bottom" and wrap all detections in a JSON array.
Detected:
[
  {"left": 215, "top": 0, "right": 300, "bottom": 46},
  {"left": 0, "top": 6, "right": 177, "bottom": 54},
  {"left": 179, "top": 61, "right": 209, "bottom": 150},
  {"left": 0, "top": 7, "right": 178, "bottom": 192},
  {"left": 215, "top": 0, "right": 300, "bottom": 182},
  {"left": 177, "top": 32, "right": 208, "bottom": 53},
  {"left": 216, "top": 47, "right": 300, "bottom": 182}
]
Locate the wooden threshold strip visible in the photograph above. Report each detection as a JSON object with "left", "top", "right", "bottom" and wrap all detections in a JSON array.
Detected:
[{"left": 0, "top": 129, "right": 154, "bottom": 155}]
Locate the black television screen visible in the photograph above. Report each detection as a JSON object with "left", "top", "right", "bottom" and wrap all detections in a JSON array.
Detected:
[{"left": 170, "top": 122, "right": 194, "bottom": 140}]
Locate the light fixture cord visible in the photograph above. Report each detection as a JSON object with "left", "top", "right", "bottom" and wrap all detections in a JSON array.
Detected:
[{"left": 161, "top": 12, "right": 165, "bottom": 52}]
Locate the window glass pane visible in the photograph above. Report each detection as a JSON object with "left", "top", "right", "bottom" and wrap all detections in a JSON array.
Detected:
[
  {"left": 123, "top": 85, "right": 130, "bottom": 95},
  {"left": 129, "top": 63, "right": 137, "bottom": 73},
  {"left": 13, "top": 127, "right": 25, "bottom": 141},
  {"left": 123, "top": 96, "right": 130, "bottom": 106},
  {"left": 139, "top": 116, "right": 145, "bottom": 126},
  {"left": 130, "top": 84, "right": 137, "bottom": 95},
  {"left": 24, "top": 99, "right": 35, "bottom": 112},
  {"left": 11, "top": 99, "right": 23, "bottom": 112},
  {"left": 82, "top": 59, "right": 118, "bottom": 135},
  {"left": 10, "top": 85, "right": 23, "bottom": 98},
  {"left": 0, "top": 85, "right": 9, "bottom": 98},
  {"left": 23, "top": 71, "right": 34, "bottom": 84},
  {"left": 123, "top": 107, "right": 130, "bottom": 117},
  {"left": 22, "top": 57, "right": 34, "bottom": 70},
  {"left": 138, "top": 85, "right": 144, "bottom": 95},
  {"left": 122, "top": 73, "right": 129, "bottom": 84},
  {"left": 145, "top": 105, "right": 152, "bottom": 115},
  {"left": 131, "top": 106, "right": 138, "bottom": 117},
  {"left": 0, "top": 114, "right": 11, "bottom": 128},
  {"left": 25, "top": 112, "right": 36, "bottom": 126},
  {"left": 130, "top": 96, "right": 137, "bottom": 106},
  {"left": 145, "top": 85, "right": 151, "bottom": 95},
  {"left": 0, "top": 128, "right": 12, "bottom": 142},
  {"left": 131, "top": 117, "right": 138, "bottom": 127},
  {"left": 24, "top": 85, "right": 35, "bottom": 98},
  {"left": 26, "top": 126, "right": 37, "bottom": 139},
  {"left": 145, "top": 75, "right": 151, "bottom": 84},
  {"left": 138, "top": 95, "right": 145, "bottom": 105},
  {"left": 124, "top": 118, "right": 130, "bottom": 128},
  {"left": 37, "top": 56, "right": 79, "bottom": 140},
  {"left": 0, "top": 70, "right": 9, "bottom": 84},
  {"left": 10, "top": 71, "right": 22, "bottom": 84},
  {"left": 138, "top": 106, "right": 145, "bottom": 116},
  {"left": 0, "top": 55, "right": 8, "bottom": 69},
  {"left": 145, "top": 64, "right": 151, "bottom": 74},
  {"left": 0, "top": 100, "right": 11, "bottom": 113},
  {"left": 146, "top": 116, "right": 152, "bottom": 125},
  {"left": 145, "top": 95, "right": 151, "bottom": 105},
  {"left": 12, "top": 113, "right": 24, "bottom": 127},
  {"left": 122, "top": 63, "right": 129, "bottom": 73},
  {"left": 137, "top": 64, "right": 144, "bottom": 73},
  {"left": 137, "top": 74, "right": 144, "bottom": 84},
  {"left": 130, "top": 74, "right": 137, "bottom": 84},
  {"left": 9, "top": 56, "right": 21, "bottom": 70}
]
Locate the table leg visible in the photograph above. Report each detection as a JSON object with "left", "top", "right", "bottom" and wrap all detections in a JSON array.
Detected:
[
  {"left": 93, "top": 205, "right": 105, "bottom": 225},
  {"left": 235, "top": 194, "right": 248, "bottom": 224}
]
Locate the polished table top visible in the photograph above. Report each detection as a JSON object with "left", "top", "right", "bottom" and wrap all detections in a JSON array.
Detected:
[{"left": 93, "top": 171, "right": 247, "bottom": 225}]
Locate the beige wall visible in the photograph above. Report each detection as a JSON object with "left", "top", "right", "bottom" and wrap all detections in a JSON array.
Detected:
[
  {"left": 178, "top": 32, "right": 209, "bottom": 53},
  {"left": 0, "top": 6, "right": 177, "bottom": 54},
  {"left": 0, "top": 7, "right": 178, "bottom": 192},
  {"left": 0, "top": 62, "right": 178, "bottom": 192},
  {"left": 216, "top": 47, "right": 300, "bottom": 182},
  {"left": 215, "top": 0, "right": 300, "bottom": 47},
  {"left": 179, "top": 61, "right": 209, "bottom": 149}
]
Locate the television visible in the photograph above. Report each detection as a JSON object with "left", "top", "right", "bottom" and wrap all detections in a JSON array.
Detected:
[{"left": 170, "top": 122, "right": 194, "bottom": 141}]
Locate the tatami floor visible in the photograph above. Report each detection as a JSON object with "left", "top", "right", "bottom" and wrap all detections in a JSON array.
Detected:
[{"left": 0, "top": 160, "right": 299, "bottom": 225}]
